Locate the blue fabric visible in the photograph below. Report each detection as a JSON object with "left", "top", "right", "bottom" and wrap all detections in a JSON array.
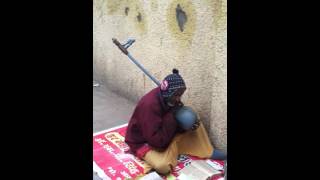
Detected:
[{"left": 211, "top": 149, "right": 227, "bottom": 160}]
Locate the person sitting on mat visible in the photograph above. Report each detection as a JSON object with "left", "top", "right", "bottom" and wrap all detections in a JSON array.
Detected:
[{"left": 125, "top": 68, "right": 227, "bottom": 175}]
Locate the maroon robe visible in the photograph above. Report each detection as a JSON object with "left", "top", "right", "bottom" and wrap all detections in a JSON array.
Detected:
[{"left": 125, "top": 87, "right": 182, "bottom": 157}]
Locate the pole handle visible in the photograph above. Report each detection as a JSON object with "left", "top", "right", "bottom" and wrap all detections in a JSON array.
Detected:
[{"left": 112, "top": 38, "right": 128, "bottom": 55}]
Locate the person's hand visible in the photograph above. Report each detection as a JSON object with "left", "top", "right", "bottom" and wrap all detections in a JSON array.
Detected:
[
  {"left": 176, "top": 101, "right": 184, "bottom": 107},
  {"left": 190, "top": 119, "right": 200, "bottom": 131},
  {"left": 172, "top": 101, "right": 184, "bottom": 115}
]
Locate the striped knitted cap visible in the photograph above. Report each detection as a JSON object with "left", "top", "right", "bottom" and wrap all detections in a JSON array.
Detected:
[{"left": 160, "top": 69, "right": 186, "bottom": 98}]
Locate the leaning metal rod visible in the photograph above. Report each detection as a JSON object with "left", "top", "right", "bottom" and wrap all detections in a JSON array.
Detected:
[
  {"left": 112, "top": 38, "right": 160, "bottom": 86},
  {"left": 127, "top": 53, "right": 161, "bottom": 86}
]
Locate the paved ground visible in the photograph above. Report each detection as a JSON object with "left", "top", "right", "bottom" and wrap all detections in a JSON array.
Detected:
[{"left": 93, "top": 81, "right": 136, "bottom": 180}]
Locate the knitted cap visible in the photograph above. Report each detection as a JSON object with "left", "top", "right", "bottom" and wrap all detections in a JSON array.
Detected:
[{"left": 160, "top": 69, "right": 186, "bottom": 98}]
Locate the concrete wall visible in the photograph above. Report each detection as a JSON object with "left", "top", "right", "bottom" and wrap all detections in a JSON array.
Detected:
[{"left": 93, "top": 0, "right": 227, "bottom": 152}]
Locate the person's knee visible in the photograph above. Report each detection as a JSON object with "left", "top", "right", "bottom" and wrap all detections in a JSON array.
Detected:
[{"left": 153, "top": 161, "right": 171, "bottom": 175}]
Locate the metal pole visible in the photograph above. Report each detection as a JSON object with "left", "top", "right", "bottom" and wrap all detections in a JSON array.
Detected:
[
  {"left": 127, "top": 53, "right": 160, "bottom": 86},
  {"left": 112, "top": 38, "right": 161, "bottom": 86}
]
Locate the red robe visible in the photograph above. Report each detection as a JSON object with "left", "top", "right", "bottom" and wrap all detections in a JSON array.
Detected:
[{"left": 125, "top": 87, "right": 181, "bottom": 158}]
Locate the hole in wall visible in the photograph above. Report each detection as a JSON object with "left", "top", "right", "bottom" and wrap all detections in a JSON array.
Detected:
[
  {"left": 176, "top": 4, "right": 187, "bottom": 32},
  {"left": 125, "top": 7, "right": 129, "bottom": 16},
  {"left": 136, "top": 12, "right": 142, "bottom": 22}
]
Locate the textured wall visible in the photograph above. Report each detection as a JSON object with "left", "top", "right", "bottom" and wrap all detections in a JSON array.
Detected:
[{"left": 93, "top": 0, "right": 227, "bottom": 152}]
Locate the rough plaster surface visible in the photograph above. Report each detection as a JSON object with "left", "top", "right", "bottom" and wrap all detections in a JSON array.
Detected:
[{"left": 93, "top": 0, "right": 227, "bottom": 151}]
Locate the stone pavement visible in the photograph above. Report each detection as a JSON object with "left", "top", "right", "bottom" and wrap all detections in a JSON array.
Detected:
[{"left": 93, "top": 81, "right": 136, "bottom": 180}]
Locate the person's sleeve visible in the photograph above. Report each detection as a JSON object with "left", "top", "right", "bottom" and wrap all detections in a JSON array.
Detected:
[{"left": 141, "top": 107, "right": 178, "bottom": 149}]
